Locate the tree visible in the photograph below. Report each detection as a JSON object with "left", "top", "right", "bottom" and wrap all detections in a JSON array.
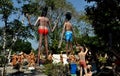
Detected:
[
  {"left": 0, "top": 0, "right": 14, "bottom": 52},
  {"left": 0, "top": 0, "right": 14, "bottom": 75},
  {"left": 0, "top": 0, "right": 35, "bottom": 52},
  {"left": 85, "top": 0, "right": 120, "bottom": 52}
]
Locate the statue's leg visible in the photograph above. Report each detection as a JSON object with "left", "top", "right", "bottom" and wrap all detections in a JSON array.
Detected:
[
  {"left": 45, "top": 35, "right": 48, "bottom": 58},
  {"left": 66, "top": 42, "right": 69, "bottom": 56},
  {"left": 70, "top": 42, "right": 73, "bottom": 52},
  {"left": 37, "top": 34, "right": 43, "bottom": 65}
]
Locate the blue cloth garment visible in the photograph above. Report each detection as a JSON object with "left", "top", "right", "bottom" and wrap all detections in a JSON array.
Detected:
[
  {"left": 65, "top": 31, "right": 73, "bottom": 42},
  {"left": 70, "top": 63, "right": 77, "bottom": 74}
]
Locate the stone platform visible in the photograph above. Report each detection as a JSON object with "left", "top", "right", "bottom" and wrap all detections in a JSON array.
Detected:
[{"left": 0, "top": 65, "right": 47, "bottom": 76}]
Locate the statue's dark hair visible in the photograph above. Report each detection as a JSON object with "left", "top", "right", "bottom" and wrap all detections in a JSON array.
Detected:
[
  {"left": 41, "top": 6, "right": 48, "bottom": 16},
  {"left": 65, "top": 12, "right": 72, "bottom": 21}
]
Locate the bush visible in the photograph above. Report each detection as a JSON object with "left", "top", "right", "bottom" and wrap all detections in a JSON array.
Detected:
[
  {"left": 44, "top": 63, "right": 70, "bottom": 76},
  {"left": 0, "top": 55, "right": 8, "bottom": 67}
]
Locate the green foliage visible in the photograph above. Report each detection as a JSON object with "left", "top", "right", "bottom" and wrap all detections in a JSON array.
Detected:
[
  {"left": 44, "top": 63, "right": 69, "bottom": 76},
  {"left": 85, "top": 0, "right": 120, "bottom": 52},
  {"left": 1, "top": 19, "right": 34, "bottom": 49},
  {"left": 12, "top": 39, "right": 32, "bottom": 54},
  {"left": 78, "top": 12, "right": 92, "bottom": 24},
  {"left": 45, "top": 0, "right": 74, "bottom": 11},
  {"left": 0, "top": 0, "right": 14, "bottom": 19},
  {"left": 22, "top": 3, "right": 39, "bottom": 15},
  {"left": 98, "top": 56, "right": 107, "bottom": 64},
  {"left": 0, "top": 55, "right": 8, "bottom": 67}
]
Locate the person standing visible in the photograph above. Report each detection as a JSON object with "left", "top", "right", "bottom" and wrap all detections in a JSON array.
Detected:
[
  {"left": 69, "top": 52, "right": 77, "bottom": 76},
  {"left": 34, "top": 6, "right": 52, "bottom": 65},
  {"left": 78, "top": 46, "right": 88, "bottom": 76},
  {"left": 58, "top": 12, "right": 75, "bottom": 55}
]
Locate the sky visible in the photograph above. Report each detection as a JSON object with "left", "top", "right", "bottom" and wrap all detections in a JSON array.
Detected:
[
  {"left": 67, "top": 0, "right": 88, "bottom": 12},
  {"left": 67, "top": 0, "right": 95, "bottom": 12}
]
